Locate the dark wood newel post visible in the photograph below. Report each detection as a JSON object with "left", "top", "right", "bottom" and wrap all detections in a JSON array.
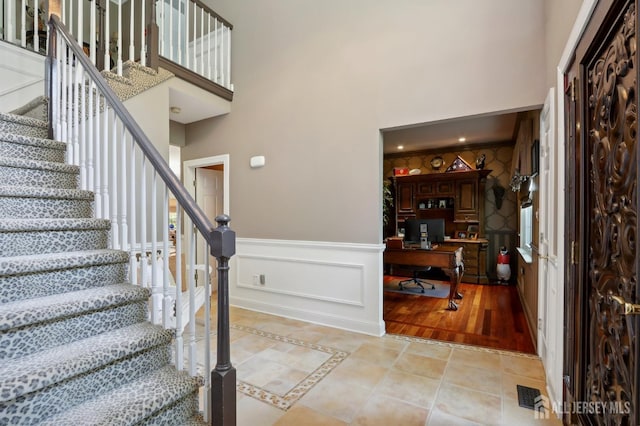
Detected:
[
  {"left": 146, "top": 0, "right": 159, "bottom": 71},
  {"left": 211, "top": 214, "right": 236, "bottom": 426}
]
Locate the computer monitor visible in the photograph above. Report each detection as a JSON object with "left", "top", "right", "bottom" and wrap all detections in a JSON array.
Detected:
[{"left": 404, "top": 218, "right": 446, "bottom": 243}]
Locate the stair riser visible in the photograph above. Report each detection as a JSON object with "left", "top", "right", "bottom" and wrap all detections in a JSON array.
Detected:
[
  {"left": 0, "top": 141, "right": 65, "bottom": 163},
  {"left": 0, "top": 229, "right": 108, "bottom": 256},
  {"left": 1, "top": 302, "right": 148, "bottom": 360},
  {"left": 0, "top": 196, "right": 92, "bottom": 219},
  {"left": 0, "top": 345, "right": 171, "bottom": 424},
  {"left": 0, "top": 263, "right": 128, "bottom": 304},
  {"left": 0, "top": 121, "right": 47, "bottom": 139},
  {"left": 0, "top": 166, "right": 78, "bottom": 189},
  {"left": 139, "top": 392, "right": 202, "bottom": 426}
]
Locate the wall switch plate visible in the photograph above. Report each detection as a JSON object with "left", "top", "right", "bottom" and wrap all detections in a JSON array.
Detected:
[{"left": 259, "top": 274, "right": 266, "bottom": 285}]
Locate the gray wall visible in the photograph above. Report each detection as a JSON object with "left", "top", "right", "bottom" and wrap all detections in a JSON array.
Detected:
[{"left": 183, "top": 0, "right": 556, "bottom": 244}]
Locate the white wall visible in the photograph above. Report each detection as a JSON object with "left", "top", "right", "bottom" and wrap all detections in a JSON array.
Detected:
[{"left": 0, "top": 42, "right": 45, "bottom": 112}]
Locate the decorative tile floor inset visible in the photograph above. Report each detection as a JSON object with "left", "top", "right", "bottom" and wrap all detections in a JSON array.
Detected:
[{"left": 231, "top": 324, "right": 349, "bottom": 410}]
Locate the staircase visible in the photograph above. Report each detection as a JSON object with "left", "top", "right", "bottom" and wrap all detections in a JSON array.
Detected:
[{"left": 0, "top": 111, "right": 207, "bottom": 424}]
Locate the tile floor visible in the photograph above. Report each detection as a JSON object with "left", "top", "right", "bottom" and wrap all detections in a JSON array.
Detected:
[{"left": 203, "top": 306, "right": 562, "bottom": 426}]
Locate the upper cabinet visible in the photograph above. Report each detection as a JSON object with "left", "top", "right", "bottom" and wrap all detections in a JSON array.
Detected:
[
  {"left": 454, "top": 178, "right": 480, "bottom": 222},
  {"left": 390, "top": 169, "right": 491, "bottom": 236}
]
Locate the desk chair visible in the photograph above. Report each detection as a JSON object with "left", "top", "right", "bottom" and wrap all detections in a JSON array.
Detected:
[{"left": 398, "top": 266, "right": 436, "bottom": 293}]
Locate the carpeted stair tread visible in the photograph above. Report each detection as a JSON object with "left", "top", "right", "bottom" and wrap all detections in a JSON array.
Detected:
[
  {"left": 37, "top": 366, "right": 201, "bottom": 426},
  {"left": 0, "top": 112, "right": 48, "bottom": 130},
  {"left": 0, "top": 284, "right": 150, "bottom": 331},
  {"left": 0, "top": 217, "right": 110, "bottom": 232},
  {"left": 0, "top": 131, "right": 66, "bottom": 151},
  {"left": 0, "top": 156, "right": 79, "bottom": 174},
  {"left": 0, "top": 249, "right": 127, "bottom": 276},
  {"left": 0, "top": 185, "right": 93, "bottom": 200},
  {"left": 0, "top": 322, "right": 173, "bottom": 402}
]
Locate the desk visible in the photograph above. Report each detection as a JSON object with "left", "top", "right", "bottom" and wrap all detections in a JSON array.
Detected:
[{"left": 384, "top": 245, "right": 464, "bottom": 310}]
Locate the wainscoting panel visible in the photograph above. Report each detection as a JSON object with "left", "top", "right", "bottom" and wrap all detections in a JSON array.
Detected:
[{"left": 230, "top": 238, "right": 386, "bottom": 336}]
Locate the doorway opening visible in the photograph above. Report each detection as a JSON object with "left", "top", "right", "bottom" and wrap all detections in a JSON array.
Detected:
[{"left": 381, "top": 111, "right": 537, "bottom": 354}]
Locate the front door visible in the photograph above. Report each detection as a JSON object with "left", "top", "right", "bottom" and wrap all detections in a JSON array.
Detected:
[{"left": 564, "top": 0, "right": 639, "bottom": 424}]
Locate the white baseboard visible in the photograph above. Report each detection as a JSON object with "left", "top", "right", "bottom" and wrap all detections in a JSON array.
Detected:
[{"left": 230, "top": 238, "right": 386, "bottom": 336}]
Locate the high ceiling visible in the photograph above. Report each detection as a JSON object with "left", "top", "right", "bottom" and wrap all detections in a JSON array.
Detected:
[{"left": 382, "top": 112, "right": 520, "bottom": 155}]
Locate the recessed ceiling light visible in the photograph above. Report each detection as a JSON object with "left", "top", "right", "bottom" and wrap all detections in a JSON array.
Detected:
[
  {"left": 458, "top": 137, "right": 466, "bottom": 143},
  {"left": 397, "top": 145, "right": 404, "bottom": 150},
  {"left": 170, "top": 106, "right": 181, "bottom": 114}
]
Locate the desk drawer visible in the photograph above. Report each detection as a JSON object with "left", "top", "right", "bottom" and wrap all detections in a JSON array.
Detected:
[{"left": 463, "top": 250, "right": 479, "bottom": 263}]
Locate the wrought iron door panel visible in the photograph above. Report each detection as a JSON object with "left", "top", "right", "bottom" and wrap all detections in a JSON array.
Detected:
[{"left": 584, "top": 2, "right": 637, "bottom": 424}]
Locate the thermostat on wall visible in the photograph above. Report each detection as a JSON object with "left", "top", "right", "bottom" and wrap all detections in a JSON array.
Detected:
[{"left": 250, "top": 156, "right": 265, "bottom": 168}]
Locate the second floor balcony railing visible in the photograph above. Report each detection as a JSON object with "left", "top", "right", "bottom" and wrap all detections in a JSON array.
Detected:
[{"left": 0, "top": 0, "right": 233, "bottom": 97}]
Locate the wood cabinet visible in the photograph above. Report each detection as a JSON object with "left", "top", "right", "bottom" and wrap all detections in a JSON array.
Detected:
[
  {"left": 454, "top": 178, "right": 480, "bottom": 222},
  {"left": 390, "top": 169, "right": 491, "bottom": 235},
  {"left": 389, "top": 170, "right": 491, "bottom": 283},
  {"left": 440, "top": 239, "right": 489, "bottom": 284}
]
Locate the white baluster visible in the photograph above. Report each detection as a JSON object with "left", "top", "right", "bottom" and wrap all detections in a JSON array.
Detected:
[
  {"left": 213, "top": 18, "right": 218, "bottom": 83},
  {"left": 93, "top": 92, "right": 101, "bottom": 216},
  {"left": 175, "top": 207, "right": 184, "bottom": 370},
  {"left": 117, "top": 0, "right": 122, "bottom": 75},
  {"left": 129, "top": 0, "right": 135, "bottom": 62},
  {"left": 151, "top": 170, "right": 159, "bottom": 324},
  {"left": 66, "top": 55, "right": 73, "bottom": 154},
  {"left": 162, "top": 186, "right": 171, "bottom": 328},
  {"left": 86, "top": 82, "right": 94, "bottom": 192},
  {"left": 110, "top": 117, "right": 119, "bottom": 248},
  {"left": 104, "top": 0, "right": 110, "bottom": 71},
  {"left": 32, "top": 0, "right": 38, "bottom": 53},
  {"left": 128, "top": 139, "right": 137, "bottom": 285},
  {"left": 120, "top": 129, "right": 128, "bottom": 250},
  {"left": 20, "top": 0, "right": 26, "bottom": 48},
  {"left": 140, "top": 0, "right": 146, "bottom": 66},
  {"left": 5, "top": 0, "right": 15, "bottom": 44},
  {"left": 184, "top": 0, "right": 189, "bottom": 68},
  {"left": 79, "top": 71, "right": 87, "bottom": 190},
  {"left": 60, "top": 44, "right": 68, "bottom": 157},
  {"left": 207, "top": 12, "right": 211, "bottom": 80},
  {"left": 191, "top": 1, "right": 196, "bottom": 71},
  {"left": 72, "top": 61, "right": 80, "bottom": 169},
  {"left": 77, "top": 0, "right": 83, "bottom": 48},
  {"left": 51, "top": 36, "right": 61, "bottom": 139},
  {"left": 199, "top": 6, "right": 204, "bottom": 75},
  {"left": 101, "top": 106, "right": 109, "bottom": 220},
  {"left": 170, "top": 0, "right": 176, "bottom": 62},
  {"left": 225, "top": 26, "right": 231, "bottom": 88},
  {"left": 140, "top": 156, "right": 148, "bottom": 289},
  {"left": 188, "top": 223, "right": 197, "bottom": 376}
]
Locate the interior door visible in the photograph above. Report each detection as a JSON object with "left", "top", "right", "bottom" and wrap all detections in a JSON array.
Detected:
[
  {"left": 195, "top": 167, "right": 223, "bottom": 285},
  {"left": 564, "top": 0, "right": 639, "bottom": 424},
  {"left": 538, "top": 88, "right": 563, "bottom": 402}
]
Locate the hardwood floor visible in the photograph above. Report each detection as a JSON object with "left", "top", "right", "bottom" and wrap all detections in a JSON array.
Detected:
[{"left": 383, "top": 275, "right": 536, "bottom": 354}]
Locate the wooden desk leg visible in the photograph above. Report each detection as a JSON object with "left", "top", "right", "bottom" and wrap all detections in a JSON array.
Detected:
[{"left": 443, "top": 266, "right": 463, "bottom": 311}]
